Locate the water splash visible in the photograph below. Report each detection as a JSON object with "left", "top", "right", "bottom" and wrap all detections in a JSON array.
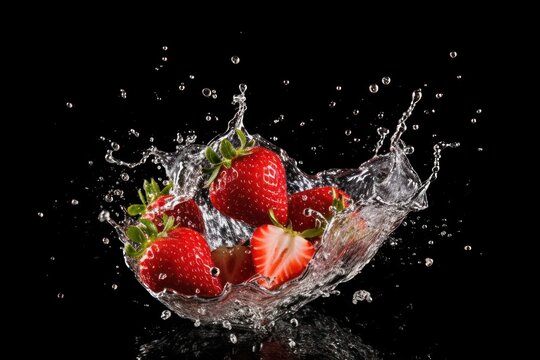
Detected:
[{"left": 103, "top": 84, "right": 457, "bottom": 329}]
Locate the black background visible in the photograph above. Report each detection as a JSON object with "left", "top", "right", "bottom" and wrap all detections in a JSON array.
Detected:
[{"left": 21, "top": 21, "right": 504, "bottom": 359}]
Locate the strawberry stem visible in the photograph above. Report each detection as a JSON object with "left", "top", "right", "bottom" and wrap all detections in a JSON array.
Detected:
[{"left": 127, "top": 179, "right": 173, "bottom": 217}]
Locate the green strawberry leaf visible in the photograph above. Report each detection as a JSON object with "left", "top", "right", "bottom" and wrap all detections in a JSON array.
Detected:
[
  {"left": 127, "top": 204, "right": 146, "bottom": 216},
  {"left": 140, "top": 219, "right": 158, "bottom": 237},
  {"left": 268, "top": 208, "right": 284, "bottom": 228},
  {"left": 220, "top": 139, "right": 237, "bottom": 160},
  {"left": 160, "top": 182, "right": 173, "bottom": 196},
  {"left": 137, "top": 189, "right": 146, "bottom": 206},
  {"left": 162, "top": 214, "right": 175, "bottom": 232},
  {"left": 236, "top": 128, "right": 247, "bottom": 148},
  {"left": 205, "top": 147, "right": 221, "bottom": 164},
  {"left": 300, "top": 227, "right": 325, "bottom": 239},
  {"left": 204, "top": 166, "right": 221, "bottom": 188},
  {"left": 126, "top": 226, "right": 146, "bottom": 244},
  {"left": 150, "top": 179, "right": 161, "bottom": 197}
]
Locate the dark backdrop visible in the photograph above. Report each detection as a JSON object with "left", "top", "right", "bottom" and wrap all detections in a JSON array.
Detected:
[{"left": 22, "top": 22, "right": 502, "bottom": 359}]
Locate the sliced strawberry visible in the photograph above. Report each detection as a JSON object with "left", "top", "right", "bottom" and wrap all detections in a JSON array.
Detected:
[
  {"left": 289, "top": 186, "right": 350, "bottom": 232},
  {"left": 211, "top": 245, "right": 256, "bottom": 285},
  {"left": 128, "top": 179, "right": 205, "bottom": 234},
  {"left": 205, "top": 129, "right": 288, "bottom": 227},
  {"left": 251, "top": 214, "right": 316, "bottom": 290},
  {"left": 126, "top": 219, "right": 222, "bottom": 297}
]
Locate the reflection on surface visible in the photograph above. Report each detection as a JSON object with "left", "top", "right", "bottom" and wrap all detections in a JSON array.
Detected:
[{"left": 137, "top": 307, "right": 379, "bottom": 359}]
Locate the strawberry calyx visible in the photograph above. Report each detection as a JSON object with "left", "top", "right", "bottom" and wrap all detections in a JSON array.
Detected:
[
  {"left": 203, "top": 129, "right": 255, "bottom": 187},
  {"left": 268, "top": 209, "right": 324, "bottom": 239},
  {"left": 331, "top": 188, "right": 348, "bottom": 213},
  {"left": 124, "top": 214, "right": 176, "bottom": 258},
  {"left": 127, "top": 178, "right": 173, "bottom": 217}
]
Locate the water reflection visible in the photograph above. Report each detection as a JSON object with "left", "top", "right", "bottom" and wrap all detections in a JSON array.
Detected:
[{"left": 137, "top": 307, "right": 379, "bottom": 359}]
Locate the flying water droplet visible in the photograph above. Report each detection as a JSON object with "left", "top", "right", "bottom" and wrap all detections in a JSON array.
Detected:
[
  {"left": 352, "top": 290, "right": 372, "bottom": 304},
  {"left": 161, "top": 56, "right": 168, "bottom": 62},
  {"left": 222, "top": 320, "right": 232, "bottom": 330},
  {"left": 202, "top": 88, "right": 212, "bottom": 97},
  {"left": 229, "top": 333, "right": 237, "bottom": 344},
  {"left": 336, "top": 85, "right": 342, "bottom": 91},
  {"left": 111, "top": 284, "right": 118, "bottom": 290},
  {"left": 381, "top": 76, "right": 391, "bottom": 85},
  {"left": 450, "top": 51, "right": 458, "bottom": 58},
  {"left": 464, "top": 245, "right": 472, "bottom": 251},
  {"left": 435, "top": 93, "right": 444, "bottom": 99},
  {"left": 102, "top": 237, "right": 110, "bottom": 244},
  {"left": 345, "top": 129, "right": 352, "bottom": 136},
  {"left": 425, "top": 258, "right": 434, "bottom": 267},
  {"left": 178, "top": 83, "right": 186, "bottom": 91},
  {"left": 161, "top": 310, "right": 171, "bottom": 320},
  {"left": 120, "top": 89, "right": 127, "bottom": 99},
  {"left": 231, "top": 56, "right": 240, "bottom": 64},
  {"left": 37, "top": 212, "right": 44, "bottom": 218},
  {"left": 283, "top": 80, "right": 290, "bottom": 86},
  {"left": 471, "top": 118, "right": 477, "bottom": 124},
  {"left": 377, "top": 112, "right": 384, "bottom": 119},
  {"left": 288, "top": 339, "right": 296, "bottom": 348},
  {"left": 206, "top": 114, "right": 212, "bottom": 121},
  {"left": 71, "top": 199, "right": 79, "bottom": 205},
  {"left": 128, "top": 129, "right": 139, "bottom": 137},
  {"left": 412, "top": 124, "right": 419, "bottom": 130},
  {"left": 290, "top": 318, "right": 298, "bottom": 327},
  {"left": 120, "top": 173, "right": 129, "bottom": 181},
  {"left": 369, "top": 84, "right": 379, "bottom": 93},
  {"left": 162, "top": 46, "right": 168, "bottom": 51},
  {"left": 476, "top": 109, "right": 482, "bottom": 114},
  {"left": 353, "top": 109, "right": 359, "bottom": 116},
  {"left": 66, "top": 102, "right": 73, "bottom": 108},
  {"left": 194, "top": 319, "right": 201, "bottom": 327},
  {"left": 329, "top": 101, "right": 336, "bottom": 108},
  {"left": 111, "top": 142, "right": 120, "bottom": 151},
  {"left": 57, "top": 292, "right": 64, "bottom": 299},
  {"left": 98, "top": 210, "right": 110, "bottom": 222}
]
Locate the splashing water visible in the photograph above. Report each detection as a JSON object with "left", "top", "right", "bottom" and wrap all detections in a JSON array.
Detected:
[{"left": 103, "top": 84, "right": 457, "bottom": 329}]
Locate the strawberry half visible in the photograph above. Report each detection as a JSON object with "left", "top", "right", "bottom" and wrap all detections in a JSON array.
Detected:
[
  {"left": 204, "top": 129, "right": 288, "bottom": 227},
  {"left": 127, "top": 178, "right": 205, "bottom": 234},
  {"left": 211, "top": 244, "right": 256, "bottom": 285},
  {"left": 251, "top": 210, "right": 317, "bottom": 290},
  {"left": 126, "top": 216, "right": 222, "bottom": 297},
  {"left": 289, "top": 186, "right": 350, "bottom": 233}
]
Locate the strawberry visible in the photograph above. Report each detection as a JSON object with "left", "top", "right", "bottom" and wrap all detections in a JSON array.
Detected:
[
  {"left": 125, "top": 216, "right": 222, "bottom": 297},
  {"left": 204, "top": 129, "right": 288, "bottom": 227},
  {"left": 211, "top": 244, "right": 256, "bottom": 285},
  {"left": 251, "top": 210, "right": 318, "bottom": 289},
  {"left": 127, "top": 178, "right": 205, "bottom": 234},
  {"left": 289, "top": 186, "right": 350, "bottom": 233}
]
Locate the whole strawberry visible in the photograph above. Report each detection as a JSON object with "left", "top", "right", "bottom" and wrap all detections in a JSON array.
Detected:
[
  {"left": 289, "top": 186, "right": 350, "bottom": 233},
  {"left": 128, "top": 179, "right": 205, "bottom": 234},
  {"left": 125, "top": 216, "right": 222, "bottom": 297},
  {"left": 204, "top": 129, "right": 288, "bottom": 227}
]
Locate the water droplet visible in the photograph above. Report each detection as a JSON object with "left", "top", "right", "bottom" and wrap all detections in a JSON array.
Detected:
[
  {"left": 229, "top": 334, "right": 237, "bottom": 344},
  {"left": 435, "top": 93, "right": 444, "bottom": 99},
  {"left": 202, "top": 88, "right": 212, "bottom": 97},
  {"left": 310, "top": 146, "right": 317, "bottom": 152},
  {"left": 476, "top": 109, "right": 482, "bottom": 114},
  {"left": 345, "top": 129, "right": 352, "bottom": 136},
  {"left": 161, "top": 56, "right": 167, "bottom": 62},
  {"left": 194, "top": 319, "right": 201, "bottom": 327},
  {"left": 98, "top": 210, "right": 110, "bottom": 222},
  {"left": 352, "top": 290, "right": 372, "bottom": 304},
  {"left": 158, "top": 273, "right": 167, "bottom": 280},
  {"left": 450, "top": 51, "right": 458, "bottom": 58},
  {"left": 471, "top": 118, "right": 477, "bottom": 124},
  {"left": 178, "top": 83, "right": 186, "bottom": 91},
  {"left": 222, "top": 320, "right": 232, "bottom": 330},
  {"left": 382, "top": 76, "right": 391, "bottom": 85},
  {"left": 161, "top": 310, "right": 171, "bottom": 320},
  {"left": 206, "top": 114, "right": 212, "bottom": 121},
  {"left": 377, "top": 112, "right": 384, "bottom": 119},
  {"left": 162, "top": 46, "right": 168, "bottom": 51},
  {"left": 288, "top": 339, "right": 296, "bottom": 348},
  {"left": 50, "top": 256, "right": 55, "bottom": 261},
  {"left": 104, "top": 194, "right": 114, "bottom": 203},
  {"left": 283, "top": 80, "right": 290, "bottom": 86},
  {"left": 57, "top": 292, "right": 64, "bottom": 299},
  {"left": 111, "top": 142, "right": 120, "bottom": 151},
  {"left": 210, "top": 267, "right": 220, "bottom": 277},
  {"left": 353, "top": 109, "right": 359, "bottom": 116},
  {"left": 71, "top": 199, "right": 79, "bottom": 205},
  {"left": 353, "top": 138, "right": 360, "bottom": 143},
  {"left": 120, "top": 89, "right": 127, "bottom": 99},
  {"left": 464, "top": 245, "right": 472, "bottom": 251},
  {"left": 428, "top": 240, "right": 434, "bottom": 245},
  {"left": 231, "top": 56, "right": 240, "bottom": 64},
  {"left": 369, "top": 84, "right": 379, "bottom": 93},
  {"left": 456, "top": 75, "right": 462, "bottom": 79},
  {"left": 128, "top": 129, "right": 139, "bottom": 137},
  {"left": 336, "top": 85, "right": 342, "bottom": 91},
  {"left": 290, "top": 318, "right": 298, "bottom": 327},
  {"left": 111, "top": 284, "right": 118, "bottom": 290},
  {"left": 477, "top": 147, "right": 483, "bottom": 152},
  {"left": 102, "top": 237, "right": 109, "bottom": 245},
  {"left": 425, "top": 258, "right": 434, "bottom": 267},
  {"left": 120, "top": 173, "right": 129, "bottom": 181},
  {"left": 189, "top": 74, "right": 195, "bottom": 79},
  {"left": 299, "top": 121, "right": 305, "bottom": 127},
  {"left": 65, "top": 102, "right": 73, "bottom": 108},
  {"left": 412, "top": 124, "right": 419, "bottom": 130},
  {"left": 37, "top": 212, "right": 44, "bottom": 218},
  {"left": 329, "top": 101, "right": 336, "bottom": 108}
]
